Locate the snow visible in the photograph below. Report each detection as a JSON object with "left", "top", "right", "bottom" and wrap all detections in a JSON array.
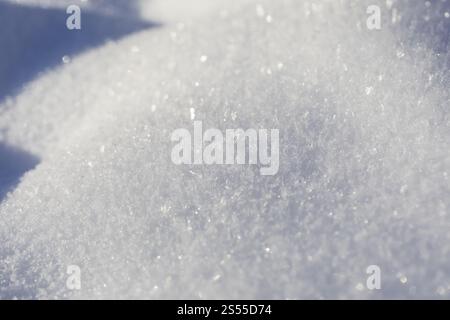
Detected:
[{"left": 0, "top": 0, "right": 450, "bottom": 299}]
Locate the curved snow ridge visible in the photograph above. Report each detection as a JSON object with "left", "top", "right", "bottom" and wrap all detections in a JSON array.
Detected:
[{"left": 1, "top": 0, "right": 450, "bottom": 299}]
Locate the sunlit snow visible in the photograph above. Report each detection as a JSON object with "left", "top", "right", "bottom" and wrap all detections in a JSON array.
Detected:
[{"left": 0, "top": 0, "right": 449, "bottom": 299}]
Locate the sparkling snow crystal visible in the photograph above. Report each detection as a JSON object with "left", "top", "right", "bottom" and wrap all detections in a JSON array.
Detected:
[{"left": 0, "top": 0, "right": 449, "bottom": 299}]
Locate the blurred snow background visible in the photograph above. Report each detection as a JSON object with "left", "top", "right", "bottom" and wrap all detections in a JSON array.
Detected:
[{"left": 0, "top": 0, "right": 449, "bottom": 299}]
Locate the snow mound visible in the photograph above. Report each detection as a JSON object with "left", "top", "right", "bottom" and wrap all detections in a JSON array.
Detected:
[{"left": 0, "top": 0, "right": 450, "bottom": 299}]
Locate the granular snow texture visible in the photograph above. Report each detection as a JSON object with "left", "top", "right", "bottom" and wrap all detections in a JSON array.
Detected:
[{"left": 0, "top": 0, "right": 449, "bottom": 299}]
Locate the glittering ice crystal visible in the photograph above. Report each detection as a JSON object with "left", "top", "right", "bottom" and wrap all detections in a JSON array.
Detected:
[{"left": 0, "top": 0, "right": 449, "bottom": 299}]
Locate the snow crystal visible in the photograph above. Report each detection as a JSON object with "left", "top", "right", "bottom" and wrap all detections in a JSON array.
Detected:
[
  {"left": 62, "top": 55, "right": 71, "bottom": 64},
  {"left": 0, "top": 0, "right": 449, "bottom": 299}
]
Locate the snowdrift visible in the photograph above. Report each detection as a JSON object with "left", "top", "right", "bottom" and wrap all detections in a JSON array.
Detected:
[{"left": 0, "top": 0, "right": 449, "bottom": 299}]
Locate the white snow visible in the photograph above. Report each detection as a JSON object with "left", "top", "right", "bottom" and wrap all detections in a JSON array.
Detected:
[{"left": 0, "top": 0, "right": 449, "bottom": 299}]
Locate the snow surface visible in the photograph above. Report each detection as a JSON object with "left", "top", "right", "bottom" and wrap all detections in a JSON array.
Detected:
[{"left": 0, "top": 0, "right": 450, "bottom": 299}]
